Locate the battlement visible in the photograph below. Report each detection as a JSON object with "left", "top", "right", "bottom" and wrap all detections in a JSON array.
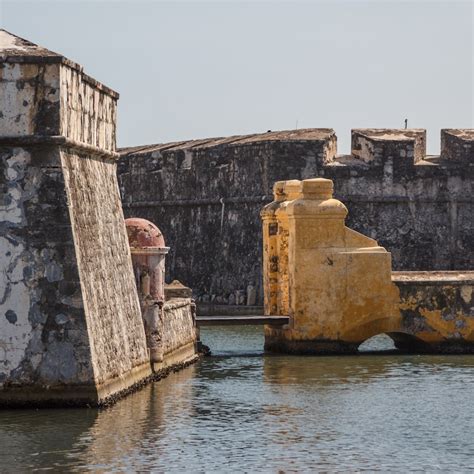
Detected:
[
  {"left": 120, "top": 128, "right": 474, "bottom": 174},
  {"left": 440, "top": 129, "right": 474, "bottom": 164},
  {"left": 334, "top": 128, "right": 473, "bottom": 169},
  {"left": 119, "top": 126, "right": 474, "bottom": 306}
]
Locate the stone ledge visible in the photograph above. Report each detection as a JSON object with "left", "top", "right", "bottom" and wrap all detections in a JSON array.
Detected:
[
  {"left": 152, "top": 341, "right": 198, "bottom": 373},
  {"left": 163, "top": 298, "right": 193, "bottom": 311},
  {"left": 392, "top": 271, "right": 474, "bottom": 285},
  {"left": 0, "top": 135, "right": 119, "bottom": 159}
]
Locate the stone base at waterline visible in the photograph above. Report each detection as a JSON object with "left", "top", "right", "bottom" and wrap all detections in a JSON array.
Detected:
[
  {"left": 264, "top": 337, "right": 360, "bottom": 355},
  {"left": 0, "top": 362, "right": 153, "bottom": 409},
  {"left": 152, "top": 341, "right": 199, "bottom": 373},
  {"left": 265, "top": 335, "right": 474, "bottom": 355}
]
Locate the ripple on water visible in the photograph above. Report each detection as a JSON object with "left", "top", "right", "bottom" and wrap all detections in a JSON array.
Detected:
[{"left": 1, "top": 326, "right": 474, "bottom": 472}]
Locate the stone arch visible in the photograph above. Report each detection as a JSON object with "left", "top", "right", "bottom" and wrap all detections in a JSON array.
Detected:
[
  {"left": 357, "top": 332, "right": 430, "bottom": 353},
  {"left": 386, "top": 332, "right": 432, "bottom": 353}
]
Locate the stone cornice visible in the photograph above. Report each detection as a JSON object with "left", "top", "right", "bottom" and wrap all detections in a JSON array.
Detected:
[{"left": 0, "top": 135, "right": 119, "bottom": 160}]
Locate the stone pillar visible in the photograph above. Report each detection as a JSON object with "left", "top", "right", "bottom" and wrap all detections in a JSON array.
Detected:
[
  {"left": 274, "top": 180, "right": 301, "bottom": 318},
  {"left": 260, "top": 181, "right": 286, "bottom": 316},
  {"left": 263, "top": 178, "right": 400, "bottom": 354},
  {"left": 0, "top": 30, "right": 152, "bottom": 406}
]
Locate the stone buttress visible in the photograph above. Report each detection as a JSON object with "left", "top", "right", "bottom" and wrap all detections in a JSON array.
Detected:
[{"left": 0, "top": 30, "right": 152, "bottom": 406}]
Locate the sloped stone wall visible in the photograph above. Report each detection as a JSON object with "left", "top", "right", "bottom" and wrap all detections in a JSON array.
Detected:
[
  {"left": 60, "top": 150, "right": 148, "bottom": 386},
  {"left": 0, "top": 145, "right": 94, "bottom": 390}
]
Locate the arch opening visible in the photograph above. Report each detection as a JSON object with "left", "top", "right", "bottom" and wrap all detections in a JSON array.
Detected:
[{"left": 358, "top": 332, "right": 429, "bottom": 353}]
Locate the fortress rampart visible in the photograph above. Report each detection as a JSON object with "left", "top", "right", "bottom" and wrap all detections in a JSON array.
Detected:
[
  {"left": 0, "top": 30, "right": 197, "bottom": 407},
  {"left": 119, "top": 128, "right": 474, "bottom": 306}
]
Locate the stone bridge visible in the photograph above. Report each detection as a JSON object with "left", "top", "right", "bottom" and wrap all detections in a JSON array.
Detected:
[{"left": 261, "top": 178, "right": 474, "bottom": 354}]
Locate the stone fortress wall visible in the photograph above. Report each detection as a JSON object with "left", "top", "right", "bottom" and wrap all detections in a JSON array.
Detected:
[
  {"left": 118, "top": 128, "right": 474, "bottom": 307},
  {"left": 0, "top": 30, "right": 197, "bottom": 407}
]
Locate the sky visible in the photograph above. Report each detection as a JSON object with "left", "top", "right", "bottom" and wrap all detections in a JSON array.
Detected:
[{"left": 0, "top": 0, "right": 472, "bottom": 154}]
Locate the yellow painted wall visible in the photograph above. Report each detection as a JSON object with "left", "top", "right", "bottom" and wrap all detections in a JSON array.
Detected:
[{"left": 262, "top": 178, "right": 474, "bottom": 354}]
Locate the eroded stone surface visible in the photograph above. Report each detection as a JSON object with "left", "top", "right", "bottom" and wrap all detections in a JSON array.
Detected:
[{"left": 0, "top": 30, "right": 149, "bottom": 406}]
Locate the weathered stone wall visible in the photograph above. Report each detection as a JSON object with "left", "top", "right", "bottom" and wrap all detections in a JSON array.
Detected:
[
  {"left": 392, "top": 271, "right": 474, "bottom": 352},
  {"left": 60, "top": 150, "right": 149, "bottom": 386},
  {"left": 161, "top": 298, "right": 197, "bottom": 358},
  {"left": 0, "top": 62, "right": 60, "bottom": 136},
  {"left": 0, "top": 145, "right": 94, "bottom": 389},
  {"left": 119, "top": 131, "right": 335, "bottom": 304},
  {"left": 0, "top": 30, "right": 151, "bottom": 406},
  {"left": 60, "top": 66, "right": 117, "bottom": 152},
  {"left": 118, "top": 128, "right": 474, "bottom": 306}
]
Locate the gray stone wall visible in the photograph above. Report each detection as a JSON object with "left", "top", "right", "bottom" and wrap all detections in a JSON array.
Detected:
[{"left": 118, "top": 129, "right": 474, "bottom": 306}]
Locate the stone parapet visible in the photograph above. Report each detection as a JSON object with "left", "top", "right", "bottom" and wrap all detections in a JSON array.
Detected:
[
  {"left": 440, "top": 129, "right": 474, "bottom": 164},
  {"left": 351, "top": 128, "right": 426, "bottom": 165},
  {"left": 0, "top": 29, "right": 117, "bottom": 152},
  {"left": 263, "top": 178, "right": 400, "bottom": 353}
]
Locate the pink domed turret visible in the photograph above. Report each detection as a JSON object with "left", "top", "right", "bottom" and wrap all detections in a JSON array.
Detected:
[
  {"left": 125, "top": 217, "right": 169, "bottom": 303},
  {"left": 125, "top": 218, "right": 166, "bottom": 248}
]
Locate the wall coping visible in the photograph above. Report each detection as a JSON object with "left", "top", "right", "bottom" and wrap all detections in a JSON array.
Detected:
[{"left": 392, "top": 271, "right": 474, "bottom": 285}]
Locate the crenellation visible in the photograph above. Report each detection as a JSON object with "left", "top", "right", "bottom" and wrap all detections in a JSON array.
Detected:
[
  {"left": 440, "top": 129, "right": 474, "bottom": 164},
  {"left": 351, "top": 128, "right": 426, "bottom": 166}
]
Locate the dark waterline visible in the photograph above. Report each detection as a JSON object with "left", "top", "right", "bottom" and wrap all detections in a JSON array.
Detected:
[{"left": 1, "top": 327, "right": 474, "bottom": 472}]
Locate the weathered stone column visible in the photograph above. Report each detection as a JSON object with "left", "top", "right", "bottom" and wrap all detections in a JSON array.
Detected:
[
  {"left": 263, "top": 178, "right": 400, "bottom": 354},
  {"left": 274, "top": 180, "right": 301, "bottom": 318},
  {"left": 260, "top": 181, "right": 286, "bottom": 316},
  {"left": 0, "top": 30, "right": 151, "bottom": 406}
]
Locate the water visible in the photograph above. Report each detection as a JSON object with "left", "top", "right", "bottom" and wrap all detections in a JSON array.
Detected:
[{"left": 1, "top": 326, "right": 474, "bottom": 472}]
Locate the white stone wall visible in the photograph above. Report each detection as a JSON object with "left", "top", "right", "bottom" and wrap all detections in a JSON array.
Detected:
[{"left": 0, "top": 57, "right": 150, "bottom": 405}]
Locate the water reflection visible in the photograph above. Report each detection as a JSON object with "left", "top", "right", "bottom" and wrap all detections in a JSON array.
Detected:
[
  {"left": 1, "top": 326, "right": 474, "bottom": 472},
  {"left": 0, "top": 408, "right": 97, "bottom": 471}
]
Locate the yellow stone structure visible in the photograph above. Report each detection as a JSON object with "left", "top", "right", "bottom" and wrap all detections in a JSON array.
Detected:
[{"left": 261, "top": 178, "right": 474, "bottom": 354}]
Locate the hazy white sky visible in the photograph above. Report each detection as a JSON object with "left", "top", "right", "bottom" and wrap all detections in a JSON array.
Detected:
[{"left": 0, "top": 0, "right": 472, "bottom": 153}]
